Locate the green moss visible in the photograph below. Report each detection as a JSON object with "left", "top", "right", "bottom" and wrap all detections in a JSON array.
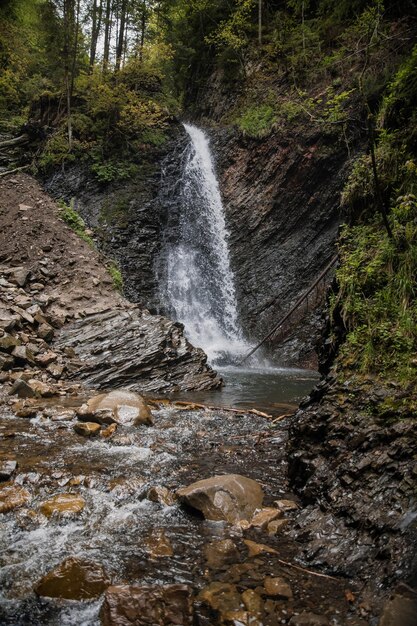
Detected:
[
  {"left": 58, "top": 199, "right": 95, "bottom": 248},
  {"left": 235, "top": 104, "right": 276, "bottom": 138},
  {"left": 107, "top": 261, "right": 123, "bottom": 293}
]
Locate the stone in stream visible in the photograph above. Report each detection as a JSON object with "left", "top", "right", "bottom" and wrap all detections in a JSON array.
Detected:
[
  {"left": 74, "top": 422, "right": 101, "bottom": 437},
  {"left": 0, "top": 460, "right": 17, "bottom": 481},
  {"left": 263, "top": 576, "right": 293, "bottom": 599},
  {"left": 147, "top": 485, "right": 176, "bottom": 506},
  {"left": 35, "top": 557, "right": 110, "bottom": 600},
  {"left": 243, "top": 539, "right": 278, "bottom": 558},
  {"left": 9, "top": 379, "right": 37, "bottom": 398},
  {"left": 198, "top": 582, "right": 242, "bottom": 617},
  {"left": 40, "top": 493, "right": 85, "bottom": 517},
  {"left": 378, "top": 589, "right": 417, "bottom": 626},
  {"left": 242, "top": 589, "right": 264, "bottom": 615},
  {"left": 176, "top": 474, "right": 264, "bottom": 523},
  {"left": 267, "top": 518, "right": 289, "bottom": 535},
  {"left": 144, "top": 528, "right": 174, "bottom": 559},
  {"left": 0, "top": 483, "right": 30, "bottom": 513},
  {"left": 78, "top": 389, "right": 153, "bottom": 426},
  {"left": 28, "top": 380, "right": 56, "bottom": 397},
  {"left": 204, "top": 539, "right": 240, "bottom": 569},
  {"left": 100, "top": 584, "right": 193, "bottom": 626},
  {"left": 251, "top": 507, "right": 282, "bottom": 529}
]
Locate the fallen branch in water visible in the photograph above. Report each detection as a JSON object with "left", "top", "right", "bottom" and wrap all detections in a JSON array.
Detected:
[
  {"left": 271, "top": 413, "right": 293, "bottom": 424},
  {"left": 276, "top": 558, "right": 340, "bottom": 581},
  {"left": 173, "top": 400, "right": 273, "bottom": 419},
  {"left": 148, "top": 398, "right": 292, "bottom": 421},
  {"left": 0, "top": 165, "right": 31, "bottom": 177}
]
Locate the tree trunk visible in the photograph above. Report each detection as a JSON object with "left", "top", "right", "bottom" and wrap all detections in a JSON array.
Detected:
[
  {"left": 139, "top": 0, "right": 146, "bottom": 60},
  {"left": 258, "top": 0, "right": 262, "bottom": 46},
  {"left": 103, "top": 0, "right": 112, "bottom": 69},
  {"left": 90, "top": 0, "right": 103, "bottom": 68},
  {"left": 115, "top": 0, "right": 128, "bottom": 71},
  {"left": 63, "top": 0, "right": 75, "bottom": 149}
]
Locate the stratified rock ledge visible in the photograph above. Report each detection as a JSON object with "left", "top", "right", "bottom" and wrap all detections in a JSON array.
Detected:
[{"left": 56, "top": 306, "right": 222, "bottom": 394}]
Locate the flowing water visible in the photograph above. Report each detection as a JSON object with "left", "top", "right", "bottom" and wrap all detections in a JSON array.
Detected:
[
  {"left": 0, "top": 399, "right": 351, "bottom": 626},
  {"left": 160, "top": 123, "right": 251, "bottom": 366}
]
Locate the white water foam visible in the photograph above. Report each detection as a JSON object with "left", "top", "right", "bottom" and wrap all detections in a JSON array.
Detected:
[{"left": 162, "top": 123, "right": 252, "bottom": 365}]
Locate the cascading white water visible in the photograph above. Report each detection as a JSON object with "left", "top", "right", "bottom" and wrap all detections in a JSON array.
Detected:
[{"left": 162, "top": 123, "right": 250, "bottom": 365}]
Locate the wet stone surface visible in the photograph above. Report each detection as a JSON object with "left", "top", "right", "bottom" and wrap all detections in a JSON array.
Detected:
[{"left": 0, "top": 399, "right": 381, "bottom": 625}]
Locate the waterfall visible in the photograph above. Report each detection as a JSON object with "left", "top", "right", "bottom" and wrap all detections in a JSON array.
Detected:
[{"left": 159, "top": 123, "right": 249, "bottom": 365}]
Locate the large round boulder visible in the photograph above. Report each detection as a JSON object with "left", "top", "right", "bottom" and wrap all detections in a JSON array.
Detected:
[
  {"left": 176, "top": 474, "right": 264, "bottom": 523},
  {"left": 78, "top": 390, "right": 153, "bottom": 427}
]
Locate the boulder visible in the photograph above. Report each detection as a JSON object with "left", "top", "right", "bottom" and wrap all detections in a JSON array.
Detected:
[
  {"left": 56, "top": 308, "right": 222, "bottom": 394},
  {"left": 204, "top": 539, "right": 240, "bottom": 569},
  {"left": 379, "top": 591, "right": 417, "bottom": 626},
  {"left": 80, "top": 390, "right": 153, "bottom": 426},
  {"left": 0, "top": 333, "right": 20, "bottom": 352},
  {"left": 35, "top": 557, "right": 109, "bottom": 600},
  {"left": 0, "top": 353, "right": 14, "bottom": 371},
  {"left": 12, "top": 345, "right": 35, "bottom": 365},
  {"left": 0, "top": 483, "right": 30, "bottom": 513},
  {"left": 176, "top": 474, "right": 264, "bottom": 523},
  {"left": 198, "top": 582, "right": 242, "bottom": 615},
  {"left": 37, "top": 323, "right": 54, "bottom": 342},
  {"left": 0, "top": 460, "right": 17, "bottom": 481},
  {"left": 263, "top": 577, "right": 293, "bottom": 599},
  {"left": 100, "top": 584, "right": 193, "bottom": 626},
  {"left": 74, "top": 422, "right": 101, "bottom": 437},
  {"left": 147, "top": 486, "right": 176, "bottom": 506},
  {"left": 40, "top": 493, "right": 85, "bottom": 517},
  {"left": 9, "top": 379, "right": 37, "bottom": 399}
]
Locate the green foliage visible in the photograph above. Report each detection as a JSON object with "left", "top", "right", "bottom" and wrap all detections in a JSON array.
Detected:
[
  {"left": 333, "top": 195, "right": 417, "bottom": 381},
  {"left": 236, "top": 103, "right": 276, "bottom": 138},
  {"left": 91, "top": 160, "right": 139, "bottom": 183},
  {"left": 58, "top": 199, "right": 94, "bottom": 248},
  {"left": 379, "top": 44, "right": 417, "bottom": 134},
  {"left": 107, "top": 262, "right": 123, "bottom": 293}
]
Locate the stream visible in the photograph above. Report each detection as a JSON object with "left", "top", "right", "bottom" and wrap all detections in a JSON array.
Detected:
[
  {"left": 0, "top": 385, "right": 356, "bottom": 626},
  {"left": 0, "top": 125, "right": 360, "bottom": 625}
]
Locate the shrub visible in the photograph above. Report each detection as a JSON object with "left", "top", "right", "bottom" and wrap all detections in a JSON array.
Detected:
[
  {"left": 58, "top": 199, "right": 94, "bottom": 248},
  {"left": 236, "top": 104, "right": 276, "bottom": 138}
]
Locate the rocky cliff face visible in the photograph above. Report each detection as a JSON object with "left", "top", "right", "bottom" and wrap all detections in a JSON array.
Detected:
[
  {"left": 43, "top": 128, "right": 186, "bottom": 314},
  {"left": 45, "top": 119, "right": 359, "bottom": 368},
  {"left": 0, "top": 173, "right": 221, "bottom": 394},
  {"left": 214, "top": 126, "right": 351, "bottom": 366},
  {"left": 287, "top": 374, "right": 417, "bottom": 596}
]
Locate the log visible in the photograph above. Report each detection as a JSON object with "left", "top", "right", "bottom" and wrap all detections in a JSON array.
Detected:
[
  {"left": 0, "top": 165, "right": 31, "bottom": 177},
  {"left": 0, "top": 135, "right": 29, "bottom": 149}
]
